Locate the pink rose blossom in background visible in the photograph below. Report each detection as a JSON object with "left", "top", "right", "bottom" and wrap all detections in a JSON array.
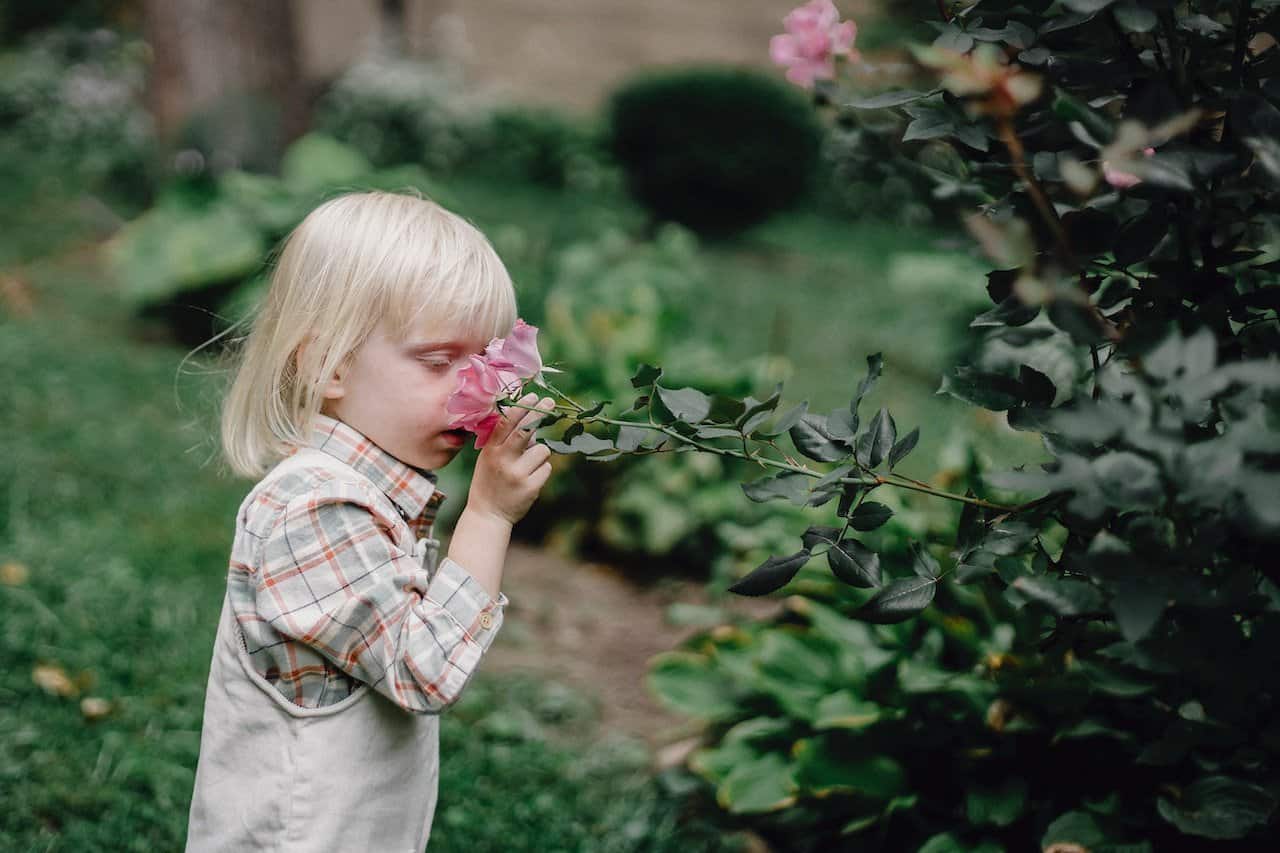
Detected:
[
  {"left": 1103, "top": 146, "right": 1156, "bottom": 189},
  {"left": 770, "top": 0, "right": 859, "bottom": 89}
]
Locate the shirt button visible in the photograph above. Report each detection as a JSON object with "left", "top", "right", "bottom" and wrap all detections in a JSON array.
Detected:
[{"left": 479, "top": 612, "right": 494, "bottom": 630}]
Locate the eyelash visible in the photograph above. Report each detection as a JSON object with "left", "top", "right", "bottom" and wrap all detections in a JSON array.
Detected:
[{"left": 418, "top": 356, "right": 453, "bottom": 370}]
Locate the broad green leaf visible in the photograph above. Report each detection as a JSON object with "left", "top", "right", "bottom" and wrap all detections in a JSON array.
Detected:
[
  {"left": 845, "top": 89, "right": 933, "bottom": 109},
  {"left": 727, "top": 550, "right": 811, "bottom": 596},
  {"left": 1011, "top": 575, "right": 1103, "bottom": 615},
  {"left": 967, "top": 779, "right": 1028, "bottom": 827},
  {"left": 280, "top": 132, "right": 373, "bottom": 193},
  {"left": 717, "top": 753, "right": 797, "bottom": 814},
  {"left": 828, "top": 539, "right": 882, "bottom": 588},
  {"left": 543, "top": 432, "right": 615, "bottom": 455},
  {"left": 1042, "top": 810, "right": 1106, "bottom": 848},
  {"left": 629, "top": 364, "right": 662, "bottom": 387},
  {"left": 1156, "top": 777, "right": 1278, "bottom": 840},
  {"left": 848, "top": 501, "right": 893, "bottom": 531},
  {"left": 910, "top": 542, "right": 941, "bottom": 579},
  {"left": 854, "top": 577, "right": 937, "bottom": 623},
  {"left": 800, "top": 525, "right": 841, "bottom": 551},
  {"left": 761, "top": 400, "right": 809, "bottom": 437},
  {"left": 793, "top": 736, "right": 907, "bottom": 799},
  {"left": 790, "top": 413, "right": 848, "bottom": 462},
  {"left": 647, "top": 652, "right": 739, "bottom": 719},
  {"left": 813, "top": 691, "right": 884, "bottom": 730},
  {"left": 654, "top": 385, "right": 712, "bottom": 423},
  {"left": 741, "top": 471, "right": 810, "bottom": 504}
]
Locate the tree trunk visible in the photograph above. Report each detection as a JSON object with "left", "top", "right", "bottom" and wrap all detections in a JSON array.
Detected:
[{"left": 141, "top": 0, "right": 309, "bottom": 170}]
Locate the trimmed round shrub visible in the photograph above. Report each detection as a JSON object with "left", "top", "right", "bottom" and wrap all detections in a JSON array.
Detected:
[{"left": 605, "top": 66, "right": 823, "bottom": 236}]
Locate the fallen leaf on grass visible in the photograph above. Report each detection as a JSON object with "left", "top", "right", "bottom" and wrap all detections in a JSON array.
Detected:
[
  {"left": 33, "top": 663, "right": 79, "bottom": 698},
  {"left": 1, "top": 560, "right": 29, "bottom": 586},
  {"left": 80, "top": 697, "right": 113, "bottom": 720}
]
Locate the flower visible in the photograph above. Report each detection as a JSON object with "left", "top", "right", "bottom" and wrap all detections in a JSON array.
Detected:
[
  {"left": 1102, "top": 146, "right": 1156, "bottom": 189},
  {"left": 482, "top": 318, "right": 544, "bottom": 382},
  {"left": 446, "top": 318, "right": 548, "bottom": 448},
  {"left": 447, "top": 355, "right": 519, "bottom": 448},
  {"left": 769, "top": 0, "right": 859, "bottom": 89},
  {"left": 917, "top": 43, "right": 1042, "bottom": 118}
]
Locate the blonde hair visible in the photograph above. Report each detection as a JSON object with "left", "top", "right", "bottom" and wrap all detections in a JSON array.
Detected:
[{"left": 218, "top": 189, "right": 517, "bottom": 479}]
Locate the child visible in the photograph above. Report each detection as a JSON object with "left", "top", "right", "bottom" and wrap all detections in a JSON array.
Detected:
[{"left": 185, "top": 190, "right": 556, "bottom": 852}]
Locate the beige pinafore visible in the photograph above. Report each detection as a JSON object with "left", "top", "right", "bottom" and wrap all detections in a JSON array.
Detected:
[{"left": 185, "top": 447, "right": 445, "bottom": 852}]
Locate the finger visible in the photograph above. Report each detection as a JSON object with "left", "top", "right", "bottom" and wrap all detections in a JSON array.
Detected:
[
  {"left": 491, "top": 393, "right": 537, "bottom": 447},
  {"left": 512, "top": 397, "right": 554, "bottom": 447},
  {"left": 514, "top": 442, "right": 552, "bottom": 475}
]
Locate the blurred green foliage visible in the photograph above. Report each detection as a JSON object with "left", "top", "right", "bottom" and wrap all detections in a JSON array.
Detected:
[{"left": 605, "top": 66, "right": 823, "bottom": 237}]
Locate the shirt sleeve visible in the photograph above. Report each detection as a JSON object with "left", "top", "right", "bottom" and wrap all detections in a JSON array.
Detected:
[{"left": 254, "top": 478, "right": 508, "bottom": 714}]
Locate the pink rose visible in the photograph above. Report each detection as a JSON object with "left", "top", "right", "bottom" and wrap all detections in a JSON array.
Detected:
[
  {"left": 482, "top": 318, "right": 543, "bottom": 381},
  {"left": 446, "top": 354, "right": 521, "bottom": 448},
  {"left": 769, "top": 0, "right": 859, "bottom": 89},
  {"left": 446, "top": 318, "right": 550, "bottom": 448},
  {"left": 1103, "top": 146, "right": 1156, "bottom": 189}
]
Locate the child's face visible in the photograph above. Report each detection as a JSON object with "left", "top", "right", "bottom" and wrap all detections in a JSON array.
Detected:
[{"left": 320, "top": 317, "right": 493, "bottom": 471}]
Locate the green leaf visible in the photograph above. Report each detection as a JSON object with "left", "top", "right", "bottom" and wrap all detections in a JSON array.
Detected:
[
  {"left": 562, "top": 421, "right": 585, "bottom": 443},
  {"left": 727, "top": 550, "right": 812, "bottom": 596},
  {"left": 888, "top": 427, "right": 920, "bottom": 470},
  {"left": 793, "top": 736, "right": 907, "bottom": 799},
  {"left": 717, "top": 753, "right": 798, "bottom": 814},
  {"left": 1012, "top": 576, "right": 1103, "bottom": 615},
  {"left": 742, "top": 471, "right": 811, "bottom": 504},
  {"left": 735, "top": 384, "right": 782, "bottom": 431},
  {"left": 760, "top": 400, "right": 809, "bottom": 437},
  {"left": 967, "top": 779, "right": 1028, "bottom": 827},
  {"left": 647, "top": 652, "right": 739, "bottom": 719},
  {"left": 790, "top": 413, "right": 849, "bottom": 463},
  {"left": 1094, "top": 451, "right": 1163, "bottom": 510},
  {"left": 853, "top": 577, "right": 937, "bottom": 623},
  {"left": 938, "top": 366, "right": 1025, "bottom": 411},
  {"left": 853, "top": 353, "right": 883, "bottom": 415},
  {"left": 629, "top": 364, "right": 662, "bottom": 388},
  {"left": 801, "top": 525, "right": 841, "bottom": 551},
  {"left": 1042, "top": 810, "right": 1106, "bottom": 848},
  {"left": 828, "top": 539, "right": 882, "bottom": 588},
  {"left": 848, "top": 501, "right": 894, "bottom": 531},
  {"left": 543, "top": 433, "right": 616, "bottom": 455},
  {"left": 654, "top": 385, "right": 712, "bottom": 423},
  {"left": 1114, "top": 1, "right": 1156, "bottom": 32},
  {"left": 813, "top": 692, "right": 884, "bottom": 730},
  {"left": 1156, "top": 777, "right": 1278, "bottom": 840},
  {"left": 280, "top": 132, "right": 373, "bottom": 193},
  {"left": 845, "top": 89, "right": 933, "bottom": 109},
  {"left": 614, "top": 424, "right": 649, "bottom": 452},
  {"left": 1108, "top": 576, "right": 1168, "bottom": 642},
  {"left": 910, "top": 542, "right": 941, "bottom": 579},
  {"left": 855, "top": 407, "right": 896, "bottom": 468},
  {"left": 1061, "top": 0, "right": 1117, "bottom": 13}
]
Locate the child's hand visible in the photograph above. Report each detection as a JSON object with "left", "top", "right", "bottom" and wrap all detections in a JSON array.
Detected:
[{"left": 467, "top": 393, "right": 556, "bottom": 527}]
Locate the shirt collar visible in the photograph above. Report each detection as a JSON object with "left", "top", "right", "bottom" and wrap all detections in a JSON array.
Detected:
[{"left": 304, "top": 413, "right": 446, "bottom": 524}]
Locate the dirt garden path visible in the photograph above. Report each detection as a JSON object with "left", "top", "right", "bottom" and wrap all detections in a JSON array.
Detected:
[{"left": 482, "top": 542, "right": 782, "bottom": 750}]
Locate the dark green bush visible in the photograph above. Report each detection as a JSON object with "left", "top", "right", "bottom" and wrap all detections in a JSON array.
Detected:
[
  {"left": 605, "top": 66, "right": 823, "bottom": 237},
  {"left": 457, "top": 106, "right": 609, "bottom": 190}
]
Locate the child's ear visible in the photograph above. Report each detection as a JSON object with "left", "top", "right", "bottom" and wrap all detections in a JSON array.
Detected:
[{"left": 296, "top": 337, "right": 346, "bottom": 401}]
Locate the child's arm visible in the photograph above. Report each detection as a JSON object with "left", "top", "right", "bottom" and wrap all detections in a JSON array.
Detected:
[
  {"left": 253, "top": 478, "right": 507, "bottom": 715},
  {"left": 445, "top": 392, "right": 557, "bottom": 600}
]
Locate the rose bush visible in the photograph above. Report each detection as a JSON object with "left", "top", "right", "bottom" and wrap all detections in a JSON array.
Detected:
[{"left": 462, "top": 0, "right": 1280, "bottom": 847}]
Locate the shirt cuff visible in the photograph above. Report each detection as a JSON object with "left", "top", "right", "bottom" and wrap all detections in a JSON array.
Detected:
[{"left": 428, "top": 555, "right": 508, "bottom": 647}]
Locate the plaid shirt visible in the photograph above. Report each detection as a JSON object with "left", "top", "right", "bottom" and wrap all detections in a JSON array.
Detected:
[{"left": 226, "top": 413, "right": 508, "bottom": 713}]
